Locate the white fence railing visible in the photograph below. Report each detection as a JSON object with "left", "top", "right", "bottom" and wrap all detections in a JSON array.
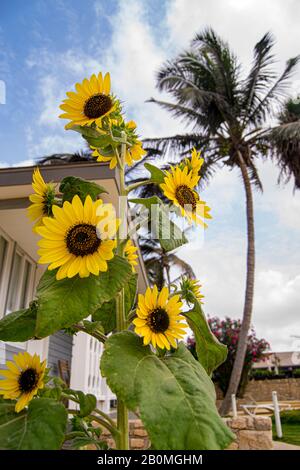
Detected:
[{"left": 70, "top": 330, "right": 116, "bottom": 413}]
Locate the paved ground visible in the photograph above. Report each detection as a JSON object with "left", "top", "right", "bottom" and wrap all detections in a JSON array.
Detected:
[{"left": 273, "top": 441, "right": 300, "bottom": 450}]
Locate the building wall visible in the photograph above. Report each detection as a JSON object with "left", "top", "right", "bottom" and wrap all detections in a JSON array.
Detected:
[
  {"left": 4, "top": 343, "right": 24, "bottom": 363},
  {"left": 47, "top": 331, "right": 73, "bottom": 379}
]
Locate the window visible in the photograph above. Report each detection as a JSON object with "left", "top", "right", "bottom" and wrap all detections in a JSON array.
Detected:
[
  {"left": 0, "top": 229, "right": 36, "bottom": 319},
  {"left": 0, "top": 236, "right": 8, "bottom": 284},
  {"left": 20, "top": 260, "right": 33, "bottom": 309}
]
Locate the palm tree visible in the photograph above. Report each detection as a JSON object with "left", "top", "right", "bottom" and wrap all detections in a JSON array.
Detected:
[
  {"left": 38, "top": 150, "right": 93, "bottom": 165},
  {"left": 140, "top": 238, "right": 195, "bottom": 289},
  {"left": 144, "top": 28, "right": 300, "bottom": 415}
]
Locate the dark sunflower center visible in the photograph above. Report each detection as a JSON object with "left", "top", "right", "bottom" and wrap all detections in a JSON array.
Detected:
[
  {"left": 148, "top": 307, "right": 170, "bottom": 333},
  {"left": 66, "top": 223, "right": 101, "bottom": 256},
  {"left": 83, "top": 93, "right": 112, "bottom": 119},
  {"left": 175, "top": 185, "right": 197, "bottom": 211},
  {"left": 18, "top": 368, "right": 38, "bottom": 393}
]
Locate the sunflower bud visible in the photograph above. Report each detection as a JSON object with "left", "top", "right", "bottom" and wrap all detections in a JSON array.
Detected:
[{"left": 180, "top": 277, "right": 204, "bottom": 304}]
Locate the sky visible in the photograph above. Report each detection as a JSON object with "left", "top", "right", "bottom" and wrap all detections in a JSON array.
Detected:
[{"left": 0, "top": 0, "right": 300, "bottom": 351}]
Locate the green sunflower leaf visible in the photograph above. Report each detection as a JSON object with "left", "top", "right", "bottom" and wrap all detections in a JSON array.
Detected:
[
  {"left": 35, "top": 256, "right": 132, "bottom": 338},
  {"left": 129, "top": 196, "right": 187, "bottom": 252},
  {"left": 101, "top": 332, "right": 234, "bottom": 450},
  {"left": 144, "top": 163, "right": 165, "bottom": 184},
  {"left": 184, "top": 300, "right": 228, "bottom": 376},
  {"left": 92, "top": 273, "right": 137, "bottom": 333},
  {"left": 77, "top": 392, "right": 97, "bottom": 417},
  {"left": 70, "top": 125, "right": 113, "bottom": 148},
  {"left": 0, "top": 397, "right": 67, "bottom": 450},
  {"left": 61, "top": 389, "right": 97, "bottom": 417},
  {"left": 59, "top": 176, "right": 108, "bottom": 203},
  {"left": 0, "top": 302, "right": 37, "bottom": 342}
]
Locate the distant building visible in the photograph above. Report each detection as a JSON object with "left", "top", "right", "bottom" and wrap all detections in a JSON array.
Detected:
[{"left": 253, "top": 351, "right": 300, "bottom": 375}]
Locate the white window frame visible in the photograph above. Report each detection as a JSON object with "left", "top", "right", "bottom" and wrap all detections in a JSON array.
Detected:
[
  {"left": 0, "top": 228, "right": 15, "bottom": 319},
  {"left": 0, "top": 227, "right": 37, "bottom": 349}
]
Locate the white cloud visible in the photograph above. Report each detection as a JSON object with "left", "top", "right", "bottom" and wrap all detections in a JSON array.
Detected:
[
  {"left": 101, "top": 0, "right": 176, "bottom": 137},
  {"left": 166, "top": 0, "right": 300, "bottom": 75},
  {"left": 27, "top": 133, "right": 83, "bottom": 160},
  {"left": 0, "top": 159, "right": 34, "bottom": 168},
  {"left": 255, "top": 160, "right": 300, "bottom": 232},
  {"left": 178, "top": 234, "right": 300, "bottom": 351}
]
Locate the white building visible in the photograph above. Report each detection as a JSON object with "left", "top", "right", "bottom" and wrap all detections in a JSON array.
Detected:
[{"left": 0, "top": 161, "right": 148, "bottom": 412}]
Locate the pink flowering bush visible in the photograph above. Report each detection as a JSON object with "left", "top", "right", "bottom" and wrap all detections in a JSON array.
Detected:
[{"left": 187, "top": 316, "right": 270, "bottom": 397}]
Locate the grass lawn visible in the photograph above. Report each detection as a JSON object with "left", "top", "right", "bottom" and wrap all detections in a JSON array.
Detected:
[{"left": 272, "top": 410, "right": 300, "bottom": 446}]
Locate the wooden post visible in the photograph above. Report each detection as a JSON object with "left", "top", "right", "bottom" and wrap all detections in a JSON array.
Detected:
[{"left": 231, "top": 394, "right": 238, "bottom": 418}]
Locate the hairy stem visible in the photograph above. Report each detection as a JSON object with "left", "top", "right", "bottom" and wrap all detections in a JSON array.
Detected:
[{"left": 113, "top": 130, "right": 130, "bottom": 450}]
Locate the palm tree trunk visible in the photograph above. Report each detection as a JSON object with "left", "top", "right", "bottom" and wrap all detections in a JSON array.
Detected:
[{"left": 219, "top": 150, "right": 255, "bottom": 416}]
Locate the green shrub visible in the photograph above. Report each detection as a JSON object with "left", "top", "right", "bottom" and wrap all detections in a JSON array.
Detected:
[
  {"left": 292, "top": 368, "right": 300, "bottom": 378},
  {"left": 251, "top": 369, "right": 275, "bottom": 380}
]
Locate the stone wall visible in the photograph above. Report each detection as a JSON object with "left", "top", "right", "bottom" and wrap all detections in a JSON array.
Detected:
[
  {"left": 225, "top": 416, "right": 273, "bottom": 450},
  {"left": 102, "top": 416, "right": 273, "bottom": 450},
  {"left": 246, "top": 378, "right": 300, "bottom": 401},
  {"left": 216, "top": 377, "right": 300, "bottom": 404}
]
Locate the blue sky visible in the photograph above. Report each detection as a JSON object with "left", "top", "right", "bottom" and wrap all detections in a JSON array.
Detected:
[{"left": 1, "top": 0, "right": 300, "bottom": 351}]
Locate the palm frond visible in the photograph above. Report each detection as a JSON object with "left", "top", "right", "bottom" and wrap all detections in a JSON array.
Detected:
[
  {"left": 242, "top": 32, "right": 276, "bottom": 119},
  {"left": 143, "top": 133, "right": 212, "bottom": 157},
  {"left": 167, "top": 253, "right": 196, "bottom": 278},
  {"left": 248, "top": 160, "right": 263, "bottom": 192},
  {"left": 246, "top": 55, "right": 300, "bottom": 126},
  {"left": 38, "top": 150, "right": 93, "bottom": 165},
  {"left": 278, "top": 96, "right": 300, "bottom": 123},
  {"left": 192, "top": 28, "right": 241, "bottom": 108},
  {"left": 267, "top": 120, "right": 300, "bottom": 189},
  {"left": 147, "top": 98, "right": 203, "bottom": 128},
  {"left": 155, "top": 29, "right": 240, "bottom": 131},
  {"left": 144, "top": 257, "right": 164, "bottom": 289},
  {"left": 125, "top": 149, "right": 158, "bottom": 179}
]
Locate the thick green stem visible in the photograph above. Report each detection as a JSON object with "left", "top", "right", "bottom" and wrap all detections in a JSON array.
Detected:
[
  {"left": 116, "top": 291, "right": 129, "bottom": 449},
  {"left": 114, "top": 130, "right": 129, "bottom": 450}
]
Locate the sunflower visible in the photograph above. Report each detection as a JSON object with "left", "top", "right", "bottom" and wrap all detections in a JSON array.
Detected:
[
  {"left": 27, "top": 168, "right": 56, "bottom": 232},
  {"left": 133, "top": 285, "right": 187, "bottom": 350},
  {"left": 36, "top": 195, "right": 119, "bottom": 280},
  {"left": 124, "top": 239, "right": 138, "bottom": 272},
  {"left": 91, "top": 120, "right": 146, "bottom": 168},
  {"left": 180, "top": 277, "right": 204, "bottom": 304},
  {"left": 0, "top": 352, "right": 46, "bottom": 413},
  {"left": 91, "top": 148, "right": 117, "bottom": 169},
  {"left": 125, "top": 140, "right": 146, "bottom": 166},
  {"left": 124, "top": 120, "right": 146, "bottom": 165},
  {"left": 59, "top": 72, "right": 118, "bottom": 129},
  {"left": 182, "top": 148, "right": 204, "bottom": 180},
  {"left": 160, "top": 166, "right": 212, "bottom": 227}
]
